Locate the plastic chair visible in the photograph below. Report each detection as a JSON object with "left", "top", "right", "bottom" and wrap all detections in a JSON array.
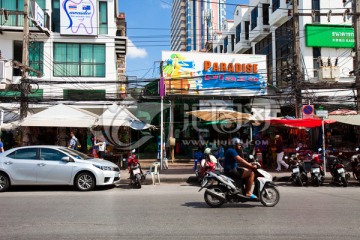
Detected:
[{"left": 145, "top": 162, "right": 161, "bottom": 185}]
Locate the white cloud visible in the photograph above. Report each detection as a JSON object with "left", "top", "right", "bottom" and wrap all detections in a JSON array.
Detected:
[
  {"left": 160, "top": 1, "right": 171, "bottom": 9},
  {"left": 126, "top": 39, "right": 148, "bottom": 59}
]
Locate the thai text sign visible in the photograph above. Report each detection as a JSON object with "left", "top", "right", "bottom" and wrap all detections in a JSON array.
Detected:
[
  {"left": 161, "top": 51, "right": 267, "bottom": 96},
  {"left": 305, "top": 24, "right": 354, "bottom": 48},
  {"left": 60, "top": 0, "right": 97, "bottom": 35}
]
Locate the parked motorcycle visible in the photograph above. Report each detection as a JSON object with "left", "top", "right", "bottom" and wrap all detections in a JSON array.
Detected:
[
  {"left": 350, "top": 148, "right": 360, "bottom": 182},
  {"left": 288, "top": 152, "right": 308, "bottom": 186},
  {"left": 199, "top": 158, "right": 280, "bottom": 207},
  {"left": 310, "top": 152, "right": 325, "bottom": 187},
  {"left": 127, "top": 150, "right": 146, "bottom": 188},
  {"left": 328, "top": 153, "right": 350, "bottom": 187}
]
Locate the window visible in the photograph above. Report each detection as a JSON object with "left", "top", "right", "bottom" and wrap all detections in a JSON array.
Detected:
[
  {"left": 7, "top": 148, "right": 38, "bottom": 160},
  {"left": 245, "top": 21, "right": 250, "bottom": 40},
  {"left": 99, "top": 1, "right": 108, "bottom": 34},
  {"left": 0, "top": 0, "right": 24, "bottom": 26},
  {"left": 312, "top": 0, "right": 320, "bottom": 23},
  {"left": 251, "top": 6, "right": 258, "bottom": 30},
  {"left": 272, "top": 0, "right": 280, "bottom": 13},
  {"left": 40, "top": 148, "right": 66, "bottom": 161},
  {"left": 231, "top": 34, "right": 235, "bottom": 51},
  {"left": 53, "top": 43, "right": 105, "bottom": 77},
  {"left": 52, "top": 0, "right": 60, "bottom": 32},
  {"left": 224, "top": 37, "right": 228, "bottom": 53},
  {"left": 263, "top": 4, "right": 270, "bottom": 25},
  {"left": 313, "top": 47, "right": 321, "bottom": 78},
  {"left": 29, "top": 41, "right": 44, "bottom": 77},
  {"left": 236, "top": 24, "right": 241, "bottom": 43}
]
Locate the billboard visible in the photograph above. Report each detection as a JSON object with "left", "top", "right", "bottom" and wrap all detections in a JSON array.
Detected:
[
  {"left": 60, "top": 0, "right": 97, "bottom": 35},
  {"left": 305, "top": 24, "right": 354, "bottom": 48},
  {"left": 161, "top": 51, "right": 267, "bottom": 96}
]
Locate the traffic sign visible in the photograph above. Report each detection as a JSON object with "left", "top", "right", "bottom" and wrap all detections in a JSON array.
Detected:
[
  {"left": 316, "top": 110, "right": 328, "bottom": 118},
  {"left": 302, "top": 105, "right": 314, "bottom": 119}
]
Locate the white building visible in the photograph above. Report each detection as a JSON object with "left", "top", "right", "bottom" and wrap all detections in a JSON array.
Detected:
[
  {"left": 0, "top": 0, "right": 127, "bottom": 111},
  {"left": 213, "top": 0, "right": 356, "bottom": 114}
]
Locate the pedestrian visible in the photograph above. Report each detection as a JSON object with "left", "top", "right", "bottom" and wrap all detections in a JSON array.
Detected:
[
  {"left": 261, "top": 134, "right": 269, "bottom": 166},
  {"left": 95, "top": 138, "right": 106, "bottom": 159},
  {"left": 68, "top": 132, "right": 78, "bottom": 150},
  {"left": 275, "top": 134, "right": 289, "bottom": 171},
  {"left": 0, "top": 137, "right": 4, "bottom": 153}
]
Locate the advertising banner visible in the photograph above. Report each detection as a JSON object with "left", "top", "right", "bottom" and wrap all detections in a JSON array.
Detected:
[
  {"left": 60, "top": 0, "right": 97, "bottom": 35},
  {"left": 305, "top": 24, "right": 354, "bottom": 48},
  {"left": 162, "top": 51, "right": 267, "bottom": 96}
]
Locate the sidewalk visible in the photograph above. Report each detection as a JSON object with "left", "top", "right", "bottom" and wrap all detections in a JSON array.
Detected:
[{"left": 119, "top": 159, "right": 323, "bottom": 185}]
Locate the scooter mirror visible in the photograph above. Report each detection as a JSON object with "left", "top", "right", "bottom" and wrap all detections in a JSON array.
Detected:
[
  {"left": 356, "top": 148, "right": 359, "bottom": 152},
  {"left": 249, "top": 155, "right": 254, "bottom": 160},
  {"left": 296, "top": 147, "right": 300, "bottom": 151},
  {"left": 318, "top": 148, "right": 322, "bottom": 152},
  {"left": 132, "top": 149, "right": 136, "bottom": 153}
]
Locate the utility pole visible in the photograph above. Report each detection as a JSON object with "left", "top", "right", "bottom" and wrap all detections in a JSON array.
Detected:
[
  {"left": 354, "top": 0, "right": 360, "bottom": 113},
  {"left": 293, "top": 0, "right": 302, "bottom": 118},
  {"left": 20, "top": 0, "right": 30, "bottom": 120}
]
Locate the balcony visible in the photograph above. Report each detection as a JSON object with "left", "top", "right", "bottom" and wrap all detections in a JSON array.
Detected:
[
  {"left": 0, "top": 10, "right": 50, "bottom": 33},
  {"left": 249, "top": 17, "right": 270, "bottom": 43},
  {"left": 234, "top": 34, "right": 251, "bottom": 54},
  {"left": 115, "top": 36, "right": 127, "bottom": 55},
  {"left": 269, "top": 0, "right": 291, "bottom": 27}
]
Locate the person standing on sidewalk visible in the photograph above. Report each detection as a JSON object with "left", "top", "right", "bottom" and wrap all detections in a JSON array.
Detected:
[
  {"left": 0, "top": 137, "right": 4, "bottom": 153},
  {"left": 275, "top": 135, "right": 289, "bottom": 171}
]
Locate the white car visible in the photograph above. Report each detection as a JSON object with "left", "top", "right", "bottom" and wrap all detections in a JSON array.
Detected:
[{"left": 0, "top": 145, "right": 120, "bottom": 192}]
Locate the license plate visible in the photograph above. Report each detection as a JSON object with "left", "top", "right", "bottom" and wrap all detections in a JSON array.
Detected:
[
  {"left": 337, "top": 168, "right": 345, "bottom": 174},
  {"left": 132, "top": 168, "right": 140, "bottom": 174},
  {"left": 292, "top": 167, "right": 299, "bottom": 173},
  {"left": 312, "top": 168, "right": 320, "bottom": 173}
]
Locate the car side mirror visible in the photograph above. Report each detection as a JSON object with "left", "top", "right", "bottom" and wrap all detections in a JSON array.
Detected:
[{"left": 61, "top": 156, "right": 73, "bottom": 162}]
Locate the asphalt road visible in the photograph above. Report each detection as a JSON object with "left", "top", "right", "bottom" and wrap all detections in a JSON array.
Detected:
[{"left": 0, "top": 183, "right": 360, "bottom": 240}]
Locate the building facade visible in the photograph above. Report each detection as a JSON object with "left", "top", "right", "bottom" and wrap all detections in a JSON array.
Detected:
[
  {"left": 171, "top": 0, "right": 227, "bottom": 52},
  {"left": 0, "top": 0, "right": 127, "bottom": 109},
  {"left": 213, "top": 0, "right": 356, "bottom": 113}
]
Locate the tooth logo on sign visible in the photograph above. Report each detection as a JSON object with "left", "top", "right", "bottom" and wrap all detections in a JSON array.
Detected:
[{"left": 61, "top": 0, "right": 97, "bottom": 35}]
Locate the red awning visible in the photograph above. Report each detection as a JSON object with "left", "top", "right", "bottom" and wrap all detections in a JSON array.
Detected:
[{"left": 266, "top": 118, "right": 336, "bottom": 128}]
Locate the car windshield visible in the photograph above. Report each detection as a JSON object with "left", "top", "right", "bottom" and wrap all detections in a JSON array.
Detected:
[{"left": 59, "top": 147, "right": 92, "bottom": 160}]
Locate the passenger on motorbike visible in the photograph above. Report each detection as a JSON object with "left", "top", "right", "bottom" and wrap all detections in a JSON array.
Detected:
[{"left": 223, "top": 137, "right": 258, "bottom": 199}]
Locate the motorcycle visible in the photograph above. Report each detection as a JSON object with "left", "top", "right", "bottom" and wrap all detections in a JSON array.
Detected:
[
  {"left": 127, "top": 150, "right": 146, "bottom": 188},
  {"left": 350, "top": 148, "right": 360, "bottom": 182},
  {"left": 288, "top": 152, "right": 308, "bottom": 186},
  {"left": 199, "top": 158, "right": 280, "bottom": 208},
  {"left": 328, "top": 153, "right": 350, "bottom": 187},
  {"left": 310, "top": 152, "right": 325, "bottom": 187}
]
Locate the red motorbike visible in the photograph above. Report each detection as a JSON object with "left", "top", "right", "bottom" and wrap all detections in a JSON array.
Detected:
[{"left": 127, "top": 150, "right": 145, "bottom": 188}]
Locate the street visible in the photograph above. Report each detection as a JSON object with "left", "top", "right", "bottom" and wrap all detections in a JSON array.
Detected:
[{"left": 0, "top": 183, "right": 360, "bottom": 240}]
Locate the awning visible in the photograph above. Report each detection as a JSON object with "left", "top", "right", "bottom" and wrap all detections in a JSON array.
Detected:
[
  {"left": 19, "top": 104, "right": 99, "bottom": 128},
  {"left": 328, "top": 115, "right": 360, "bottom": 126},
  {"left": 267, "top": 118, "right": 336, "bottom": 128},
  {"left": 93, "top": 105, "right": 154, "bottom": 130}
]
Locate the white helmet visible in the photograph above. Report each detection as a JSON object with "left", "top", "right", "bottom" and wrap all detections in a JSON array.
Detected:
[
  {"left": 204, "top": 148, "right": 212, "bottom": 155},
  {"left": 232, "top": 137, "right": 241, "bottom": 146}
]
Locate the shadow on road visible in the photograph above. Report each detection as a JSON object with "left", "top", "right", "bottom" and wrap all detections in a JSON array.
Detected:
[
  {"left": 7, "top": 185, "right": 116, "bottom": 192},
  {"left": 182, "top": 201, "right": 258, "bottom": 208}
]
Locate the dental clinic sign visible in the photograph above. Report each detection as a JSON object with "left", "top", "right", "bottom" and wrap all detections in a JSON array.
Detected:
[{"left": 60, "top": 0, "right": 97, "bottom": 35}]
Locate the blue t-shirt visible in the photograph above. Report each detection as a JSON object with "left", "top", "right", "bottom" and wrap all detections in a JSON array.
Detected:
[{"left": 224, "top": 148, "right": 239, "bottom": 172}]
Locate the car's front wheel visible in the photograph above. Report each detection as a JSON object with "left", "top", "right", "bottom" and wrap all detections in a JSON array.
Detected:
[
  {"left": 75, "top": 172, "right": 95, "bottom": 191},
  {"left": 0, "top": 172, "right": 10, "bottom": 192}
]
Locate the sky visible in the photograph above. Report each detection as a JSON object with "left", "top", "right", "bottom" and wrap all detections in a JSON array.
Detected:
[{"left": 119, "top": 0, "right": 248, "bottom": 82}]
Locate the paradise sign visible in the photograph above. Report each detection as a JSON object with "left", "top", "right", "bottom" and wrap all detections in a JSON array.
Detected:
[{"left": 162, "top": 51, "right": 267, "bottom": 96}]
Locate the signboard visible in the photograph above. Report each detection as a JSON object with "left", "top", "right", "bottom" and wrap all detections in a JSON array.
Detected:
[
  {"left": 32, "top": 1, "right": 45, "bottom": 29},
  {"left": 305, "top": 24, "right": 354, "bottom": 48},
  {"left": 161, "top": 51, "right": 267, "bottom": 96},
  {"left": 316, "top": 110, "right": 329, "bottom": 118},
  {"left": 60, "top": 0, "right": 97, "bottom": 35},
  {"left": 302, "top": 105, "right": 314, "bottom": 119}
]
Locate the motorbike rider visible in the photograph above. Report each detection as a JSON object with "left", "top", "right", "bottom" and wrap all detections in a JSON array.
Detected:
[{"left": 223, "top": 137, "right": 258, "bottom": 199}]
